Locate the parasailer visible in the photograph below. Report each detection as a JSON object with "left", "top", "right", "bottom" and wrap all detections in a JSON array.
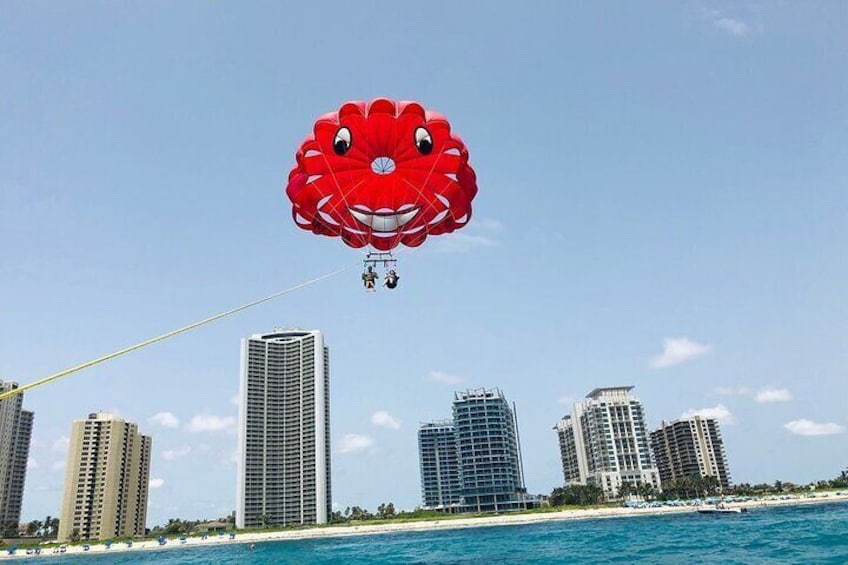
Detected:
[
  {"left": 285, "top": 98, "right": 478, "bottom": 288},
  {"left": 383, "top": 269, "right": 399, "bottom": 290},
  {"left": 362, "top": 265, "right": 378, "bottom": 292}
]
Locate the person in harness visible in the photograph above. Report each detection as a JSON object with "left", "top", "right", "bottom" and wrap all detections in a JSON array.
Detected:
[
  {"left": 383, "top": 269, "right": 399, "bottom": 290},
  {"left": 362, "top": 266, "right": 378, "bottom": 292}
]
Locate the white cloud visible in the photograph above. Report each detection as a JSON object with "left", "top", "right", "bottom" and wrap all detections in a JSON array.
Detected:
[
  {"left": 714, "top": 17, "right": 749, "bottom": 37},
  {"left": 714, "top": 386, "right": 751, "bottom": 396},
  {"left": 557, "top": 395, "right": 575, "bottom": 405},
  {"left": 187, "top": 413, "right": 236, "bottom": 433},
  {"left": 474, "top": 218, "right": 505, "bottom": 232},
  {"left": 681, "top": 404, "right": 735, "bottom": 425},
  {"left": 338, "top": 434, "right": 376, "bottom": 454},
  {"left": 52, "top": 436, "right": 70, "bottom": 454},
  {"left": 755, "top": 387, "right": 792, "bottom": 404},
  {"left": 162, "top": 446, "right": 192, "bottom": 461},
  {"left": 230, "top": 393, "right": 240, "bottom": 406},
  {"left": 432, "top": 233, "right": 499, "bottom": 253},
  {"left": 784, "top": 420, "right": 845, "bottom": 437},
  {"left": 149, "top": 411, "right": 180, "bottom": 429},
  {"left": 51, "top": 460, "right": 66, "bottom": 472},
  {"left": 651, "top": 337, "right": 712, "bottom": 368},
  {"left": 371, "top": 411, "right": 401, "bottom": 430},
  {"left": 149, "top": 478, "right": 165, "bottom": 489},
  {"left": 427, "top": 370, "right": 465, "bottom": 385},
  {"left": 27, "top": 457, "right": 38, "bottom": 470}
]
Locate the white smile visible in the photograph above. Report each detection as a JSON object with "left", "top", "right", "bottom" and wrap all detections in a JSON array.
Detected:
[
  {"left": 349, "top": 207, "right": 419, "bottom": 232},
  {"left": 313, "top": 193, "right": 453, "bottom": 237}
]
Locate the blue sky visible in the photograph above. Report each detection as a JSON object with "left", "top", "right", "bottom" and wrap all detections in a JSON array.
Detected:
[{"left": 2, "top": 2, "right": 847, "bottom": 525}]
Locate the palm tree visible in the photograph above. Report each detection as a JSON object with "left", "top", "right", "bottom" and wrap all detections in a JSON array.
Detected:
[
  {"left": 41, "top": 515, "right": 52, "bottom": 538},
  {"left": 26, "top": 520, "right": 42, "bottom": 536}
]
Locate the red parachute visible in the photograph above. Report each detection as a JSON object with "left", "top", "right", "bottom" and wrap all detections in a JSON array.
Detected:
[{"left": 285, "top": 98, "right": 478, "bottom": 251}]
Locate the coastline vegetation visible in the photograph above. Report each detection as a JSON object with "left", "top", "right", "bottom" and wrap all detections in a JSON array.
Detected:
[{"left": 4, "top": 470, "right": 846, "bottom": 552}]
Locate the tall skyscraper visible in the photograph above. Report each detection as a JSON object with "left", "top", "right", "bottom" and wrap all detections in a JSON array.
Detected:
[
  {"left": 555, "top": 387, "right": 660, "bottom": 499},
  {"left": 418, "top": 388, "right": 535, "bottom": 513},
  {"left": 418, "top": 420, "right": 461, "bottom": 509},
  {"left": 236, "top": 329, "right": 331, "bottom": 529},
  {"left": 58, "top": 412, "right": 152, "bottom": 541},
  {"left": 453, "top": 388, "right": 528, "bottom": 513},
  {"left": 0, "top": 381, "right": 34, "bottom": 536},
  {"left": 650, "top": 416, "right": 731, "bottom": 490}
]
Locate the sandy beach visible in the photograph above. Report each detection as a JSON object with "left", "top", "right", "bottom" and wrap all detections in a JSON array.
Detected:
[{"left": 4, "top": 492, "right": 847, "bottom": 560}]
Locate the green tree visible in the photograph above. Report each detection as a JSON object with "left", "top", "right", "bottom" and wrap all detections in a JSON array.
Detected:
[
  {"left": 70, "top": 528, "right": 81, "bottom": 543},
  {"left": 637, "top": 483, "right": 657, "bottom": 502},
  {"left": 26, "top": 520, "right": 41, "bottom": 536},
  {"left": 328, "top": 511, "right": 346, "bottom": 524},
  {"left": 349, "top": 506, "right": 372, "bottom": 520},
  {"left": 548, "top": 485, "right": 604, "bottom": 507},
  {"left": 376, "top": 502, "right": 396, "bottom": 519}
]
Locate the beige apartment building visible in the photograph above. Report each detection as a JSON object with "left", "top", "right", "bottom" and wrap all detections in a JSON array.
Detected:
[
  {"left": 58, "top": 412, "right": 152, "bottom": 541},
  {"left": 650, "top": 416, "right": 732, "bottom": 490}
]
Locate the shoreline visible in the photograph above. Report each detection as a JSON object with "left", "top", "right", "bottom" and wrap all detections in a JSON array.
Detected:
[{"left": 4, "top": 492, "right": 847, "bottom": 560}]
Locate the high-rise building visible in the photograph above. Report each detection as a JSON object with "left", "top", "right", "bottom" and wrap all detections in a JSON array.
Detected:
[
  {"left": 418, "top": 388, "right": 536, "bottom": 513},
  {"left": 58, "top": 412, "right": 152, "bottom": 541},
  {"left": 454, "top": 388, "right": 530, "bottom": 512},
  {"left": 236, "top": 329, "right": 331, "bottom": 529},
  {"left": 417, "top": 420, "right": 461, "bottom": 510},
  {"left": 650, "top": 416, "right": 731, "bottom": 490},
  {"left": 0, "top": 381, "right": 34, "bottom": 536},
  {"left": 555, "top": 387, "right": 660, "bottom": 499}
]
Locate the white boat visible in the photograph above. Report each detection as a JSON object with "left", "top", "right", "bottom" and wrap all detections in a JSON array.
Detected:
[{"left": 696, "top": 504, "right": 747, "bottom": 515}]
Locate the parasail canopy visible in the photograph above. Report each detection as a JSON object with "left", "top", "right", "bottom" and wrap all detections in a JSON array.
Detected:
[{"left": 285, "top": 98, "right": 478, "bottom": 251}]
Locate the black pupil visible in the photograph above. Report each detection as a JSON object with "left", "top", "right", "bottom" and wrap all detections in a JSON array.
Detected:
[
  {"left": 417, "top": 137, "right": 433, "bottom": 155},
  {"left": 333, "top": 138, "right": 348, "bottom": 156}
]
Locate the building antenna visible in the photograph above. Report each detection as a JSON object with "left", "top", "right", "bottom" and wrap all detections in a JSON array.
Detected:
[{"left": 513, "top": 401, "right": 527, "bottom": 491}]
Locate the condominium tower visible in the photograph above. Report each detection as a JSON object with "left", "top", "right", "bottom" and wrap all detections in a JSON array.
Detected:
[
  {"left": 555, "top": 387, "right": 660, "bottom": 499},
  {"left": 453, "top": 389, "right": 529, "bottom": 513},
  {"left": 0, "top": 381, "right": 34, "bottom": 536},
  {"left": 419, "top": 388, "right": 533, "bottom": 513},
  {"left": 418, "top": 420, "right": 461, "bottom": 509},
  {"left": 236, "top": 329, "right": 331, "bottom": 529},
  {"left": 650, "top": 416, "right": 731, "bottom": 489},
  {"left": 58, "top": 412, "right": 152, "bottom": 541}
]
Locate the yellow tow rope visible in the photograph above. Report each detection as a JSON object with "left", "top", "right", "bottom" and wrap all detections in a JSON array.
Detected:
[{"left": 0, "top": 266, "right": 349, "bottom": 401}]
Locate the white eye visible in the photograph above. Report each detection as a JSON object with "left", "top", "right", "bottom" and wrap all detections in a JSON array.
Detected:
[
  {"left": 414, "top": 127, "right": 433, "bottom": 155},
  {"left": 333, "top": 127, "right": 352, "bottom": 155}
]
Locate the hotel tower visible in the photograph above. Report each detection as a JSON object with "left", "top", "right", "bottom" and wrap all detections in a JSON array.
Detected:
[
  {"left": 555, "top": 387, "right": 661, "bottom": 499},
  {"left": 0, "top": 381, "right": 34, "bottom": 536},
  {"left": 236, "top": 329, "right": 331, "bottom": 528},
  {"left": 58, "top": 412, "right": 152, "bottom": 541}
]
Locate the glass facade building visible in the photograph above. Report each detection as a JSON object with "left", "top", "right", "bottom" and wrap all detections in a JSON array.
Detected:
[
  {"left": 418, "top": 421, "right": 461, "bottom": 509},
  {"left": 419, "top": 388, "right": 535, "bottom": 513}
]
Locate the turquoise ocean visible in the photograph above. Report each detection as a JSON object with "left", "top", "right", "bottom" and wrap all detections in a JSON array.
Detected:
[{"left": 51, "top": 502, "right": 848, "bottom": 564}]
